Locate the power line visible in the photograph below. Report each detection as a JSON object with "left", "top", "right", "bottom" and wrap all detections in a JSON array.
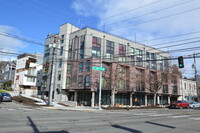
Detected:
[
  {"left": 104, "top": 0, "right": 193, "bottom": 27},
  {"left": 110, "top": 6, "right": 200, "bottom": 32},
  {"left": 1, "top": 0, "right": 62, "bottom": 24},
  {"left": 33, "top": 0, "right": 84, "bottom": 22},
  {"left": 17, "top": 0, "right": 68, "bottom": 20},
  {"left": 0, "top": 31, "right": 44, "bottom": 46},
  {"left": 151, "top": 36, "right": 200, "bottom": 46},
  {"left": 138, "top": 30, "right": 200, "bottom": 42},
  {"left": 82, "top": 0, "right": 162, "bottom": 26}
]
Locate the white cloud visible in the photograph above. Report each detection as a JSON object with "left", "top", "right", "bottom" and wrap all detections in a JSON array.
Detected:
[
  {"left": 72, "top": 0, "right": 200, "bottom": 78},
  {"left": 0, "top": 25, "right": 27, "bottom": 61}
]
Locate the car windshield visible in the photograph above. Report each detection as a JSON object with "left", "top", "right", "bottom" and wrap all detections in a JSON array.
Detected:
[{"left": 190, "top": 102, "right": 195, "bottom": 104}]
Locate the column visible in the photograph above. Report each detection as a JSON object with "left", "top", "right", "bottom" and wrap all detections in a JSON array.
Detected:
[
  {"left": 145, "top": 94, "right": 147, "bottom": 106},
  {"left": 168, "top": 96, "right": 171, "bottom": 104},
  {"left": 91, "top": 91, "right": 95, "bottom": 107},
  {"left": 74, "top": 91, "right": 77, "bottom": 102},
  {"left": 157, "top": 95, "right": 160, "bottom": 105},
  {"left": 130, "top": 93, "right": 133, "bottom": 106}
]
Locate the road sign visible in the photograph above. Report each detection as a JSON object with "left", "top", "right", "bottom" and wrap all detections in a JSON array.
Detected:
[{"left": 92, "top": 66, "right": 105, "bottom": 71}]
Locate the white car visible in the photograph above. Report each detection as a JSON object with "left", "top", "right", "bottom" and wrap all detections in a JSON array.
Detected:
[{"left": 189, "top": 102, "right": 200, "bottom": 108}]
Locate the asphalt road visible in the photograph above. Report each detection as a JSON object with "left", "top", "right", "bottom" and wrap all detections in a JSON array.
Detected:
[{"left": 1, "top": 102, "right": 200, "bottom": 133}]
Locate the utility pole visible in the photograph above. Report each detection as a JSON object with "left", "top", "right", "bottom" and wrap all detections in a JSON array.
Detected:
[
  {"left": 47, "top": 34, "right": 61, "bottom": 106},
  {"left": 193, "top": 53, "right": 200, "bottom": 102}
]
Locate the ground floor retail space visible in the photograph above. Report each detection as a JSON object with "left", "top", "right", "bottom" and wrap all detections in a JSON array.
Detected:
[{"left": 63, "top": 90, "right": 179, "bottom": 107}]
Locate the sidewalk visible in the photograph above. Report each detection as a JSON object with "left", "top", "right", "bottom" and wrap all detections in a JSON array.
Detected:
[{"left": 43, "top": 102, "right": 100, "bottom": 111}]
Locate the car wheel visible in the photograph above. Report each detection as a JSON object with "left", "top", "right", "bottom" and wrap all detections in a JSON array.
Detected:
[{"left": 193, "top": 105, "right": 195, "bottom": 108}]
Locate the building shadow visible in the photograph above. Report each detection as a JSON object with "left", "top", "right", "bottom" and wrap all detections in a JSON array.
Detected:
[
  {"left": 112, "top": 124, "right": 142, "bottom": 133},
  {"left": 145, "top": 121, "right": 176, "bottom": 129},
  {"left": 27, "top": 116, "right": 69, "bottom": 133}
]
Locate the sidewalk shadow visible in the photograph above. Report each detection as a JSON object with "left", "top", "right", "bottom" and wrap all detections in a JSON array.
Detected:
[
  {"left": 112, "top": 124, "right": 142, "bottom": 133},
  {"left": 27, "top": 116, "right": 69, "bottom": 133}
]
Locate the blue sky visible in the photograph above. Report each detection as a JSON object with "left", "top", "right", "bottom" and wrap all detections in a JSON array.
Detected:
[{"left": 0, "top": 0, "right": 200, "bottom": 78}]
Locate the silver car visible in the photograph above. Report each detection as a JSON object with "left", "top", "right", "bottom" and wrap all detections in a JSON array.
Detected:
[
  {"left": 0, "top": 93, "right": 12, "bottom": 102},
  {"left": 189, "top": 102, "right": 200, "bottom": 108}
]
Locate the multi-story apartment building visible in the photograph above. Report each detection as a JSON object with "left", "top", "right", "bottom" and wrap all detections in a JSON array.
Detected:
[
  {"left": 178, "top": 78, "right": 197, "bottom": 102},
  {"left": 0, "top": 61, "right": 16, "bottom": 88},
  {"left": 43, "top": 23, "right": 180, "bottom": 106},
  {"left": 13, "top": 53, "right": 43, "bottom": 96}
]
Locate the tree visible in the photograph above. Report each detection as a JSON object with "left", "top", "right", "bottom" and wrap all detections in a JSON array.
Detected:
[
  {"left": 143, "top": 69, "right": 169, "bottom": 106},
  {"left": 91, "top": 62, "right": 129, "bottom": 106}
]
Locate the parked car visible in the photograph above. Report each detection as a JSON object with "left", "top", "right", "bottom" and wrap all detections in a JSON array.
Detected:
[
  {"left": 0, "top": 92, "right": 12, "bottom": 102},
  {"left": 169, "top": 100, "right": 189, "bottom": 109},
  {"left": 0, "top": 93, "right": 2, "bottom": 103},
  {"left": 189, "top": 102, "right": 200, "bottom": 108}
]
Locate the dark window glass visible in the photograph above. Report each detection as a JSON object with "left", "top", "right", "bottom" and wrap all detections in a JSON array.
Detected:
[
  {"left": 79, "top": 62, "right": 84, "bottom": 72},
  {"left": 85, "top": 75, "right": 90, "bottom": 87},
  {"left": 60, "top": 46, "right": 63, "bottom": 56},
  {"left": 86, "top": 60, "right": 90, "bottom": 72},
  {"left": 78, "top": 76, "right": 83, "bottom": 87}
]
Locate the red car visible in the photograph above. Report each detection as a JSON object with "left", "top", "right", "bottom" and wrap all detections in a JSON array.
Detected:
[{"left": 170, "top": 100, "right": 189, "bottom": 109}]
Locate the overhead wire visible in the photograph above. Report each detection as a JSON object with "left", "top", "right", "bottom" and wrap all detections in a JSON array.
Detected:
[{"left": 103, "top": 0, "right": 193, "bottom": 27}]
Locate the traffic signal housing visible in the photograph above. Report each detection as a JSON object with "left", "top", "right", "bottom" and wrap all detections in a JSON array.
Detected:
[
  {"left": 178, "top": 56, "right": 184, "bottom": 68},
  {"left": 44, "top": 62, "right": 50, "bottom": 72},
  {"left": 25, "top": 60, "right": 31, "bottom": 69}
]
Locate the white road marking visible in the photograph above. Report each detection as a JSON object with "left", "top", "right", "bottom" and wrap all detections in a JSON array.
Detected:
[
  {"left": 169, "top": 115, "right": 192, "bottom": 118},
  {"left": 189, "top": 117, "right": 200, "bottom": 120},
  {"left": 19, "top": 108, "right": 33, "bottom": 111},
  {"left": 149, "top": 114, "right": 173, "bottom": 116},
  {"left": 7, "top": 108, "right": 15, "bottom": 111}
]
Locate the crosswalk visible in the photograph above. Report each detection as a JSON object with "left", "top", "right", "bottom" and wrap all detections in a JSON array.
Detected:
[
  {"left": 105, "top": 110, "right": 200, "bottom": 121},
  {"left": 0, "top": 107, "right": 47, "bottom": 111}
]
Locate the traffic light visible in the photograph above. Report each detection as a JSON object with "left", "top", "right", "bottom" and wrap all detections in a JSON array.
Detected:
[
  {"left": 178, "top": 56, "right": 184, "bottom": 68},
  {"left": 25, "top": 60, "right": 31, "bottom": 69},
  {"left": 44, "top": 62, "right": 50, "bottom": 72}
]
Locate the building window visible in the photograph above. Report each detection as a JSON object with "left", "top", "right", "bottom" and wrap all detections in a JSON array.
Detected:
[
  {"left": 92, "top": 50, "right": 101, "bottom": 58},
  {"left": 60, "top": 46, "right": 63, "bottom": 56},
  {"left": 92, "top": 36, "right": 101, "bottom": 58},
  {"left": 68, "top": 40, "right": 73, "bottom": 60},
  {"left": 92, "top": 36, "right": 101, "bottom": 47},
  {"left": 85, "top": 75, "right": 90, "bottom": 87},
  {"left": 106, "top": 53, "right": 113, "bottom": 60},
  {"left": 159, "top": 55, "right": 163, "bottom": 71},
  {"left": 151, "top": 53, "right": 156, "bottom": 70},
  {"left": 106, "top": 40, "right": 114, "bottom": 60},
  {"left": 78, "top": 75, "right": 83, "bottom": 87},
  {"left": 86, "top": 60, "right": 90, "bottom": 72},
  {"left": 164, "top": 57, "right": 169, "bottom": 70},
  {"left": 163, "top": 85, "right": 168, "bottom": 93},
  {"left": 28, "top": 68, "right": 35, "bottom": 76},
  {"left": 67, "top": 64, "right": 72, "bottom": 74},
  {"left": 66, "top": 77, "right": 71, "bottom": 87},
  {"left": 59, "top": 59, "right": 62, "bottom": 68},
  {"left": 136, "top": 49, "right": 143, "bottom": 67},
  {"left": 80, "top": 35, "right": 85, "bottom": 59},
  {"left": 61, "top": 34, "right": 64, "bottom": 43},
  {"left": 27, "top": 77, "right": 35, "bottom": 82},
  {"left": 79, "top": 62, "right": 84, "bottom": 72},
  {"left": 173, "top": 86, "right": 178, "bottom": 94},
  {"left": 58, "top": 71, "right": 61, "bottom": 81},
  {"left": 130, "top": 47, "right": 135, "bottom": 65},
  {"left": 119, "top": 44, "right": 126, "bottom": 62}
]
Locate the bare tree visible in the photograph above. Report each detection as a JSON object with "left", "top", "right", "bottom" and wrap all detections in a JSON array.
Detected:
[
  {"left": 143, "top": 69, "right": 169, "bottom": 106},
  {"left": 91, "top": 62, "right": 129, "bottom": 106}
]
